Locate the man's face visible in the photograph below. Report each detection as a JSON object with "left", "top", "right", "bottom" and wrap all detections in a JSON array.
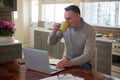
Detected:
[{"left": 64, "top": 10, "right": 80, "bottom": 28}]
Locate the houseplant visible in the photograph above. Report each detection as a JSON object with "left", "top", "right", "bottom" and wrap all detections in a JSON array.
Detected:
[{"left": 0, "top": 20, "right": 16, "bottom": 42}]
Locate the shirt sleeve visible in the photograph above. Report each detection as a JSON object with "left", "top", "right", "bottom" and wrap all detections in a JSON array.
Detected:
[
  {"left": 47, "top": 31, "right": 63, "bottom": 46},
  {"left": 71, "top": 27, "right": 96, "bottom": 66}
]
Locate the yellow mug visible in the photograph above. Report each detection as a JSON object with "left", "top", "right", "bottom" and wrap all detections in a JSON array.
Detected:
[{"left": 60, "top": 21, "right": 68, "bottom": 32}]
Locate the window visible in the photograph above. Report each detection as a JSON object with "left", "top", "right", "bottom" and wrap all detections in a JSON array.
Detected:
[
  {"left": 31, "top": 0, "right": 38, "bottom": 22},
  {"left": 13, "top": 11, "right": 18, "bottom": 19},
  {"left": 80, "top": 1, "right": 120, "bottom": 27},
  {"left": 118, "top": 2, "right": 120, "bottom": 25},
  {"left": 42, "top": 3, "right": 72, "bottom": 23}
]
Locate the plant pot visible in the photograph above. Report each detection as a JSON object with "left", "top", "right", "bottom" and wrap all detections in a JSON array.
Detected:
[{"left": 0, "top": 36, "right": 14, "bottom": 43}]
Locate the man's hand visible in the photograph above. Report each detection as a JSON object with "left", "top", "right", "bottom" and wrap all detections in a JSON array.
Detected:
[
  {"left": 56, "top": 59, "right": 72, "bottom": 69},
  {"left": 53, "top": 23, "right": 61, "bottom": 32}
]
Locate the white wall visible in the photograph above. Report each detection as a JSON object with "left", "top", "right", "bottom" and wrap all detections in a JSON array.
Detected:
[{"left": 14, "top": 0, "right": 31, "bottom": 47}]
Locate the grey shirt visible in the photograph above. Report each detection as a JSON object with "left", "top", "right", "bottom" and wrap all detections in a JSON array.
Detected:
[{"left": 47, "top": 18, "right": 96, "bottom": 66}]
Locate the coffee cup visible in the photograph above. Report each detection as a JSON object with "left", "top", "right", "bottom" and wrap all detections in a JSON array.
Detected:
[{"left": 60, "top": 21, "right": 68, "bottom": 32}]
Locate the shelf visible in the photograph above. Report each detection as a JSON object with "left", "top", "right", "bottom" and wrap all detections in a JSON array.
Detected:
[
  {"left": 0, "top": 7, "right": 16, "bottom": 11},
  {"left": 112, "top": 52, "right": 120, "bottom": 56},
  {"left": 112, "top": 64, "right": 120, "bottom": 73},
  {"left": 0, "top": 0, "right": 17, "bottom": 11},
  {"left": 111, "top": 71, "right": 120, "bottom": 78}
]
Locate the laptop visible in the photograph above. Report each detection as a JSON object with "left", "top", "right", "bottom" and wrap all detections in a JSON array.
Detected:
[{"left": 23, "top": 47, "right": 64, "bottom": 75}]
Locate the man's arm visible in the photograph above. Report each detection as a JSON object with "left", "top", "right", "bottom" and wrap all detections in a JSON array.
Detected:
[
  {"left": 47, "top": 31, "right": 63, "bottom": 46},
  {"left": 47, "top": 23, "right": 63, "bottom": 46}
]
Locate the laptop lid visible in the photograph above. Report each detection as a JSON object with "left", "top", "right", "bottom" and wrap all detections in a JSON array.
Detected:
[{"left": 23, "top": 47, "right": 64, "bottom": 74}]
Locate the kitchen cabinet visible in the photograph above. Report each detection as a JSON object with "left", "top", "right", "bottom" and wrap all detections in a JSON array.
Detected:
[
  {"left": 34, "top": 30, "right": 49, "bottom": 51},
  {"left": 34, "top": 29, "right": 64, "bottom": 59},
  {"left": 0, "top": 40, "right": 22, "bottom": 62},
  {"left": 95, "top": 38, "right": 112, "bottom": 75}
]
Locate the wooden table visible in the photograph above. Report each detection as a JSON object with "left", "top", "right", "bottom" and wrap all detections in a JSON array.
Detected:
[{"left": 0, "top": 60, "right": 119, "bottom": 80}]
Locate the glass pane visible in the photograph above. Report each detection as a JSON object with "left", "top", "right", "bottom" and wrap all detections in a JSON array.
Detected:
[
  {"left": 31, "top": 0, "right": 38, "bottom": 22},
  {"left": 55, "top": 4, "right": 72, "bottom": 23},
  {"left": 118, "top": 2, "right": 120, "bottom": 25},
  {"left": 42, "top": 4, "right": 55, "bottom": 22},
  {"left": 82, "top": 2, "right": 98, "bottom": 24},
  {"left": 13, "top": 11, "right": 18, "bottom": 19},
  {"left": 81, "top": 2, "right": 116, "bottom": 26},
  {"left": 42, "top": 3, "right": 72, "bottom": 22},
  {"left": 98, "top": 2, "right": 116, "bottom": 26}
]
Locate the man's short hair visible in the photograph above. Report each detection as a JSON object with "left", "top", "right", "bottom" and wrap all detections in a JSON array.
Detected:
[{"left": 64, "top": 5, "right": 80, "bottom": 14}]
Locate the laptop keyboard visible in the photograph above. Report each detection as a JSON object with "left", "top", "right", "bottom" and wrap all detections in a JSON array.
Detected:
[
  {"left": 49, "top": 65, "right": 65, "bottom": 74},
  {"left": 50, "top": 65, "right": 57, "bottom": 70},
  {"left": 50, "top": 68, "right": 57, "bottom": 72},
  {"left": 50, "top": 65, "right": 58, "bottom": 72}
]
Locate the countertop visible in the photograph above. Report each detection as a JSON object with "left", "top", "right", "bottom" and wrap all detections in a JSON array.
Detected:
[
  {"left": 0, "top": 39, "right": 22, "bottom": 46},
  {"left": 34, "top": 27, "right": 52, "bottom": 33},
  {"left": 96, "top": 37, "right": 116, "bottom": 43}
]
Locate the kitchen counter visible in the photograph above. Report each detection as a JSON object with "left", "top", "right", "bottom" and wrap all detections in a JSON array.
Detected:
[
  {"left": 34, "top": 27, "right": 119, "bottom": 43},
  {"left": 96, "top": 37, "right": 116, "bottom": 43},
  {"left": 34, "top": 27, "right": 52, "bottom": 33},
  {"left": 0, "top": 39, "right": 21, "bottom": 46},
  {"left": 61, "top": 37, "right": 117, "bottom": 43}
]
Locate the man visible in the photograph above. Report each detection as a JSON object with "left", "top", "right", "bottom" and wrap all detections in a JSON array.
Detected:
[{"left": 47, "top": 5, "right": 96, "bottom": 69}]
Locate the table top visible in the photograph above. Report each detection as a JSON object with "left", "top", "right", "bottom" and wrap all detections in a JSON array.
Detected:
[
  {"left": 0, "top": 60, "right": 119, "bottom": 80},
  {"left": 0, "top": 39, "right": 22, "bottom": 46}
]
